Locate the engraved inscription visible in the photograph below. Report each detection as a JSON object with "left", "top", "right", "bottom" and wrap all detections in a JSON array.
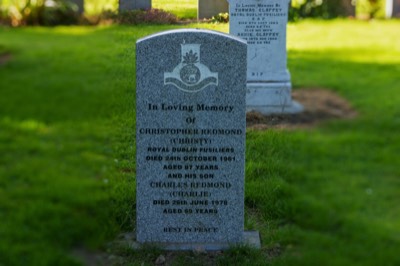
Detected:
[
  {"left": 164, "top": 43, "right": 218, "bottom": 93},
  {"left": 136, "top": 29, "right": 246, "bottom": 244},
  {"left": 230, "top": 2, "right": 285, "bottom": 45},
  {"left": 139, "top": 114, "right": 240, "bottom": 220}
]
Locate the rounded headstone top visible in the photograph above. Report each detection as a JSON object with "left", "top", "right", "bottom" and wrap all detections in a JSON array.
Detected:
[{"left": 137, "top": 29, "right": 247, "bottom": 45}]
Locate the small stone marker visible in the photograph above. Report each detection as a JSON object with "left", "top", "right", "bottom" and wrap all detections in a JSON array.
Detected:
[
  {"left": 119, "top": 0, "right": 151, "bottom": 12},
  {"left": 229, "top": 0, "right": 303, "bottom": 114},
  {"left": 136, "top": 29, "right": 257, "bottom": 250},
  {"left": 198, "top": 0, "right": 229, "bottom": 19}
]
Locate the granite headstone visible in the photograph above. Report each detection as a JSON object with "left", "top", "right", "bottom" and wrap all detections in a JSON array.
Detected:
[
  {"left": 198, "top": 0, "right": 229, "bottom": 19},
  {"left": 119, "top": 0, "right": 151, "bottom": 12},
  {"left": 136, "top": 29, "right": 255, "bottom": 250},
  {"left": 229, "top": 0, "right": 303, "bottom": 114}
]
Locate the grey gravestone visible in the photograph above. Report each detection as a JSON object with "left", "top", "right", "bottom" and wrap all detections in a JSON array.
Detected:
[
  {"left": 392, "top": 0, "right": 400, "bottom": 17},
  {"left": 119, "top": 0, "right": 151, "bottom": 12},
  {"left": 68, "top": 0, "right": 84, "bottom": 14},
  {"left": 229, "top": 0, "right": 303, "bottom": 114},
  {"left": 198, "top": 0, "right": 229, "bottom": 19},
  {"left": 136, "top": 29, "right": 257, "bottom": 250}
]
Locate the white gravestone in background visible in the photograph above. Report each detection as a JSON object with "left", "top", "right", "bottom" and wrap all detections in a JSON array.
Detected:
[
  {"left": 386, "top": 0, "right": 394, "bottom": 18},
  {"left": 229, "top": 0, "right": 303, "bottom": 114}
]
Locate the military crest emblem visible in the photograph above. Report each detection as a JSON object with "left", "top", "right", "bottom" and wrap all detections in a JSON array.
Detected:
[{"left": 164, "top": 43, "right": 218, "bottom": 93}]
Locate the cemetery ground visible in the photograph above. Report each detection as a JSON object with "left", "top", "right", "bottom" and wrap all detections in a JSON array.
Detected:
[
  {"left": 0, "top": 19, "right": 400, "bottom": 265},
  {"left": 86, "top": 0, "right": 197, "bottom": 19}
]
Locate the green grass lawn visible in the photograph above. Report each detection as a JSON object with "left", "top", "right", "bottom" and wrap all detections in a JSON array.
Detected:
[
  {"left": 153, "top": 0, "right": 197, "bottom": 19},
  {"left": 83, "top": 0, "right": 198, "bottom": 18},
  {"left": 1, "top": 20, "right": 400, "bottom": 265},
  {"left": 84, "top": 0, "right": 198, "bottom": 19},
  {"left": 0, "top": 44, "right": 6, "bottom": 54},
  {"left": 0, "top": 0, "right": 197, "bottom": 18}
]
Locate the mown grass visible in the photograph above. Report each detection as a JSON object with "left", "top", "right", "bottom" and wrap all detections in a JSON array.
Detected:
[
  {"left": 82, "top": 0, "right": 198, "bottom": 18},
  {"left": 0, "top": 0, "right": 197, "bottom": 18},
  {"left": 0, "top": 19, "right": 400, "bottom": 265},
  {"left": 153, "top": 0, "right": 197, "bottom": 19},
  {"left": 0, "top": 44, "right": 6, "bottom": 54}
]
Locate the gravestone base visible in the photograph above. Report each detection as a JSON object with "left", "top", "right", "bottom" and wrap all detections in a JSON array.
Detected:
[
  {"left": 246, "top": 83, "right": 304, "bottom": 115},
  {"left": 127, "top": 231, "right": 261, "bottom": 251}
]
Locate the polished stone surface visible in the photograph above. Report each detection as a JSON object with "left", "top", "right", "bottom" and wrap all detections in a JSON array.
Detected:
[{"left": 136, "top": 29, "right": 247, "bottom": 247}]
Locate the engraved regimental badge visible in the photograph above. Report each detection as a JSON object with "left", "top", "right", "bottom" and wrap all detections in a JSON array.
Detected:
[{"left": 164, "top": 43, "right": 218, "bottom": 93}]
